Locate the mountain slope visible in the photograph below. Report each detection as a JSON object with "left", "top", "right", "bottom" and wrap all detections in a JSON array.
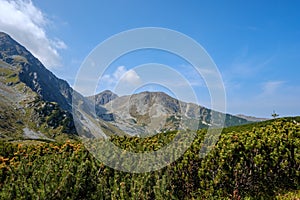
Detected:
[
  {"left": 0, "top": 59, "right": 76, "bottom": 140},
  {"left": 0, "top": 32, "right": 79, "bottom": 140},
  {"left": 87, "top": 90, "right": 118, "bottom": 105},
  {"left": 0, "top": 31, "right": 252, "bottom": 140},
  {"left": 91, "top": 90, "right": 250, "bottom": 135},
  {"left": 0, "top": 32, "right": 73, "bottom": 111},
  {"left": 235, "top": 114, "right": 269, "bottom": 122},
  {"left": 0, "top": 32, "right": 125, "bottom": 140}
]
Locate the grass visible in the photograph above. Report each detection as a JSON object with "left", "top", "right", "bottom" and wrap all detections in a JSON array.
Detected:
[{"left": 0, "top": 67, "right": 19, "bottom": 85}]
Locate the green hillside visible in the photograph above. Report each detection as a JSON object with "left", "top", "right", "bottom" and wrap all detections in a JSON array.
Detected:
[
  {"left": 222, "top": 116, "right": 300, "bottom": 134},
  {"left": 0, "top": 117, "right": 299, "bottom": 199}
]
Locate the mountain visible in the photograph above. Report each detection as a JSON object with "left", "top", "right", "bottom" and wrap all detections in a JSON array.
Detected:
[
  {"left": 88, "top": 90, "right": 118, "bottom": 105},
  {"left": 235, "top": 114, "right": 269, "bottom": 122},
  {"left": 0, "top": 32, "right": 80, "bottom": 140},
  {"left": 0, "top": 32, "right": 73, "bottom": 111},
  {"left": 91, "top": 90, "right": 250, "bottom": 135},
  {"left": 0, "top": 32, "right": 251, "bottom": 140},
  {"left": 0, "top": 32, "right": 123, "bottom": 140}
]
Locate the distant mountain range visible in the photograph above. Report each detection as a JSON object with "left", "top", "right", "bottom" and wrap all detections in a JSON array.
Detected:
[
  {"left": 0, "top": 32, "right": 254, "bottom": 140},
  {"left": 235, "top": 114, "right": 269, "bottom": 122},
  {"left": 88, "top": 90, "right": 250, "bottom": 135}
]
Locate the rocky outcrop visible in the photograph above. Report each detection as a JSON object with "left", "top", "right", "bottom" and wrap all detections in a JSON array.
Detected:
[
  {"left": 0, "top": 32, "right": 72, "bottom": 111},
  {"left": 88, "top": 90, "right": 118, "bottom": 105}
]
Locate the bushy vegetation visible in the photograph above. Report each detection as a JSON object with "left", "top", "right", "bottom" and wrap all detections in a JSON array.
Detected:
[
  {"left": 29, "top": 99, "right": 76, "bottom": 135},
  {"left": 0, "top": 118, "right": 299, "bottom": 199},
  {"left": 198, "top": 119, "right": 300, "bottom": 198}
]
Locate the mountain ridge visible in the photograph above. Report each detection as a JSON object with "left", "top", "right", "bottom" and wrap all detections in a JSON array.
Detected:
[
  {"left": 89, "top": 89, "right": 250, "bottom": 135},
  {"left": 0, "top": 31, "right": 253, "bottom": 140},
  {"left": 235, "top": 114, "right": 269, "bottom": 122},
  {"left": 0, "top": 32, "right": 73, "bottom": 111}
]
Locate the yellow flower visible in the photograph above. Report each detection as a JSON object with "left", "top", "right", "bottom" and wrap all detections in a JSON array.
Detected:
[
  {"left": 0, "top": 156, "right": 9, "bottom": 162},
  {"left": 0, "top": 163, "right": 7, "bottom": 169},
  {"left": 53, "top": 146, "right": 60, "bottom": 151}
]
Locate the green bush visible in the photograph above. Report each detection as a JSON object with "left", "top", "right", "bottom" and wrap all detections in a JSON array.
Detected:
[{"left": 0, "top": 118, "right": 299, "bottom": 199}]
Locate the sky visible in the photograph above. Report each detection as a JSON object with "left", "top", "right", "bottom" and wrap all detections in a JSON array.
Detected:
[{"left": 0, "top": 0, "right": 299, "bottom": 118}]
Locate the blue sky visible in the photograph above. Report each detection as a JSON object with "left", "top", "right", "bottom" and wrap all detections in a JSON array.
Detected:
[{"left": 0, "top": 0, "right": 299, "bottom": 118}]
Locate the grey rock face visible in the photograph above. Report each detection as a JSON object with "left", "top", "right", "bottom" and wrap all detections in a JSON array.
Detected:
[
  {"left": 89, "top": 90, "right": 250, "bottom": 135},
  {"left": 0, "top": 32, "right": 72, "bottom": 111},
  {"left": 88, "top": 90, "right": 118, "bottom": 105}
]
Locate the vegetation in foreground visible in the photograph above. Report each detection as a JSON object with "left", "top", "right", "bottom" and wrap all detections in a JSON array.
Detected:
[{"left": 0, "top": 117, "right": 299, "bottom": 199}]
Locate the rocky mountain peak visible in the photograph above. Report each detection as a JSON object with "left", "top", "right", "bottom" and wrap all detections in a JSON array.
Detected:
[
  {"left": 88, "top": 90, "right": 118, "bottom": 105},
  {"left": 0, "top": 32, "right": 252, "bottom": 138},
  {"left": 0, "top": 32, "right": 73, "bottom": 111},
  {"left": 0, "top": 32, "right": 31, "bottom": 62}
]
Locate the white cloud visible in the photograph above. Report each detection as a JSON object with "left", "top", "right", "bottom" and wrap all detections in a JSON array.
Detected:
[
  {"left": 0, "top": 0, "right": 66, "bottom": 68},
  {"left": 121, "top": 69, "right": 141, "bottom": 85},
  {"left": 113, "top": 66, "right": 127, "bottom": 80},
  {"left": 52, "top": 38, "right": 67, "bottom": 49},
  {"left": 100, "top": 66, "right": 141, "bottom": 89}
]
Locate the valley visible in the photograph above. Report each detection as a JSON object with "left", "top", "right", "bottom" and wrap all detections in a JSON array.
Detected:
[{"left": 0, "top": 32, "right": 299, "bottom": 199}]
